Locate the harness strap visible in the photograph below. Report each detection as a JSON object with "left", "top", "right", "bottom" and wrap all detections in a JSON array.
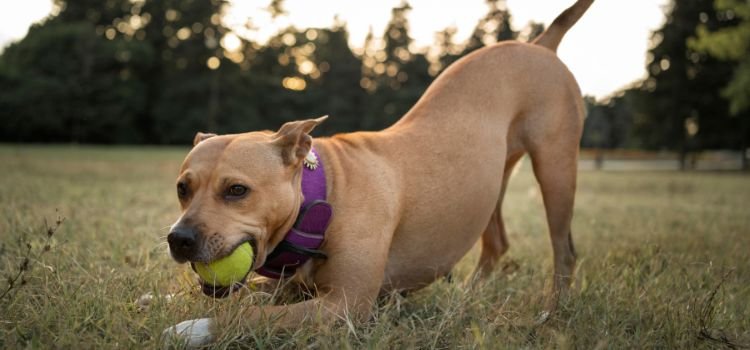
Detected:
[
  {"left": 256, "top": 148, "right": 332, "bottom": 279},
  {"left": 256, "top": 200, "right": 332, "bottom": 278}
]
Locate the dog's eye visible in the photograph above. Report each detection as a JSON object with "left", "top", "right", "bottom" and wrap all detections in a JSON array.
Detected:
[
  {"left": 177, "top": 182, "right": 188, "bottom": 198},
  {"left": 226, "top": 185, "right": 248, "bottom": 198}
]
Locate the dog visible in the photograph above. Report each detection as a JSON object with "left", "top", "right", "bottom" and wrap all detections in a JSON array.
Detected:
[{"left": 163, "top": 0, "right": 593, "bottom": 346}]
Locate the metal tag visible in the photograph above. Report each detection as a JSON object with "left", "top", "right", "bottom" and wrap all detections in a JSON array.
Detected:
[{"left": 303, "top": 151, "right": 319, "bottom": 170}]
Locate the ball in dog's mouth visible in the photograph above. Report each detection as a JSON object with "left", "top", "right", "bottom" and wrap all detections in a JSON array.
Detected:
[{"left": 191, "top": 242, "right": 253, "bottom": 298}]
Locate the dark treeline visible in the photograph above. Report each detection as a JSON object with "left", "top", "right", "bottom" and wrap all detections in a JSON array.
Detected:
[
  {"left": 581, "top": 0, "right": 750, "bottom": 167},
  {"left": 0, "top": 0, "right": 523, "bottom": 144},
  {"left": 1, "top": 0, "right": 748, "bottom": 158}
]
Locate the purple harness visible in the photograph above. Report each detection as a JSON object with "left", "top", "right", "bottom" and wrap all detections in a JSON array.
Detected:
[
  {"left": 199, "top": 148, "right": 332, "bottom": 298},
  {"left": 256, "top": 148, "right": 332, "bottom": 278}
]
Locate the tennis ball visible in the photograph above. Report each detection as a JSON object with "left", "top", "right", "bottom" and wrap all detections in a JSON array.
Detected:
[{"left": 194, "top": 242, "right": 253, "bottom": 287}]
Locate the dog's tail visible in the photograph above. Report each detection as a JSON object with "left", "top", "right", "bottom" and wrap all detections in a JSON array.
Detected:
[{"left": 533, "top": 0, "right": 594, "bottom": 52}]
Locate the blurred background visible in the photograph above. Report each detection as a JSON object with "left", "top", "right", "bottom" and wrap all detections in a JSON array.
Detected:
[{"left": 0, "top": 0, "right": 748, "bottom": 170}]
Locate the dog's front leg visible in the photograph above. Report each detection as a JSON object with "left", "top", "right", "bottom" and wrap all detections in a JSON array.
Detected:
[
  {"left": 228, "top": 238, "right": 392, "bottom": 330},
  {"left": 231, "top": 288, "right": 376, "bottom": 328},
  {"left": 161, "top": 296, "right": 340, "bottom": 348},
  {"left": 163, "top": 284, "right": 380, "bottom": 347},
  {"left": 164, "top": 231, "right": 392, "bottom": 346}
]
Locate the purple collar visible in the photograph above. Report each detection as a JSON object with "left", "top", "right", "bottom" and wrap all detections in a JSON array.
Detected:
[{"left": 256, "top": 148, "right": 332, "bottom": 279}]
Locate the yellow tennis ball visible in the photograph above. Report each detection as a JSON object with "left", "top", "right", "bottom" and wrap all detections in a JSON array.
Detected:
[{"left": 194, "top": 242, "right": 253, "bottom": 287}]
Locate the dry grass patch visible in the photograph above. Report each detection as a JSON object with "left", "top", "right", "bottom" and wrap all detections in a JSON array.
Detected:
[{"left": 1, "top": 145, "right": 748, "bottom": 348}]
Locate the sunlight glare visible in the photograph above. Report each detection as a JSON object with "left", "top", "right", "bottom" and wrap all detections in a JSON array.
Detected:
[
  {"left": 221, "top": 32, "right": 242, "bottom": 52},
  {"left": 207, "top": 56, "right": 221, "bottom": 70},
  {"left": 282, "top": 76, "right": 307, "bottom": 91}
]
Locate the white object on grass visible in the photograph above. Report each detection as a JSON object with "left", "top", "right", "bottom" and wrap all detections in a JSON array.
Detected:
[{"left": 162, "top": 318, "right": 215, "bottom": 348}]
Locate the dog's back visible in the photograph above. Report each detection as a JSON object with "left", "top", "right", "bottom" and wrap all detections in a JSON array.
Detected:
[{"left": 355, "top": 1, "right": 595, "bottom": 291}]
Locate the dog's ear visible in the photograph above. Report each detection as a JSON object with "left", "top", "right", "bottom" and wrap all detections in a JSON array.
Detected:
[
  {"left": 273, "top": 115, "right": 328, "bottom": 166},
  {"left": 193, "top": 132, "right": 217, "bottom": 146}
]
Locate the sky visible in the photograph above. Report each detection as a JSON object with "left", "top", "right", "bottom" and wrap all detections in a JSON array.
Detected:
[{"left": 0, "top": 0, "right": 670, "bottom": 100}]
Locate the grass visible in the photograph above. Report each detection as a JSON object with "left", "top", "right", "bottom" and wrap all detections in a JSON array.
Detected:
[{"left": 1, "top": 144, "right": 749, "bottom": 349}]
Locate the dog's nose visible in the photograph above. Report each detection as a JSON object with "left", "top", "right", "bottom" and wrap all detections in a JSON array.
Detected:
[{"left": 167, "top": 226, "right": 199, "bottom": 261}]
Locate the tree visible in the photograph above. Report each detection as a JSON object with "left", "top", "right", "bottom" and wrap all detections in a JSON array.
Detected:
[
  {"left": 0, "top": 0, "right": 257, "bottom": 144},
  {"left": 266, "top": 0, "right": 287, "bottom": 19},
  {"left": 363, "top": 1, "right": 433, "bottom": 129},
  {"left": 581, "top": 89, "right": 645, "bottom": 150},
  {"left": 52, "top": 0, "right": 131, "bottom": 26},
  {"left": 139, "top": 0, "right": 250, "bottom": 143},
  {"left": 690, "top": 0, "right": 750, "bottom": 169},
  {"left": 307, "top": 25, "right": 369, "bottom": 134},
  {"left": 379, "top": 1, "right": 414, "bottom": 91},
  {"left": 248, "top": 24, "right": 368, "bottom": 134},
  {"left": 521, "top": 22, "right": 545, "bottom": 42},
  {"left": 462, "top": 0, "right": 517, "bottom": 55},
  {"left": 0, "top": 0, "right": 151, "bottom": 143},
  {"left": 635, "top": 0, "right": 739, "bottom": 168},
  {"left": 691, "top": 0, "right": 750, "bottom": 114},
  {"left": 433, "top": 26, "right": 461, "bottom": 74}
]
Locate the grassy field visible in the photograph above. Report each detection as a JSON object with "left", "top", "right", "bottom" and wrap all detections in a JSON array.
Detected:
[{"left": 1, "top": 145, "right": 749, "bottom": 349}]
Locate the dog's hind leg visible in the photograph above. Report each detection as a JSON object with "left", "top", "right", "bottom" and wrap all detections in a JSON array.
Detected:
[
  {"left": 474, "top": 153, "right": 524, "bottom": 278},
  {"left": 528, "top": 137, "right": 580, "bottom": 310}
]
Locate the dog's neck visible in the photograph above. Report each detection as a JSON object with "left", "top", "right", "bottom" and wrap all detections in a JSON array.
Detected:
[{"left": 255, "top": 148, "right": 332, "bottom": 279}]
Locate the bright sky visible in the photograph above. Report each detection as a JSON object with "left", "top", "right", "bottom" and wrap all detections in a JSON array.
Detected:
[{"left": 0, "top": 0, "right": 669, "bottom": 99}]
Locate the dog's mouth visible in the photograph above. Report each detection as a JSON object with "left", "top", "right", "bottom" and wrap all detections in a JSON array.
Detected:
[
  {"left": 190, "top": 236, "right": 259, "bottom": 298},
  {"left": 187, "top": 234, "right": 258, "bottom": 264},
  {"left": 230, "top": 236, "right": 258, "bottom": 271}
]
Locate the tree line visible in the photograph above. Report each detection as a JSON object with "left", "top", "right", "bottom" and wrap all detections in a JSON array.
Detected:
[
  {"left": 0, "top": 0, "right": 523, "bottom": 144},
  {"left": 1, "top": 0, "right": 748, "bottom": 164},
  {"left": 580, "top": 0, "right": 749, "bottom": 168}
]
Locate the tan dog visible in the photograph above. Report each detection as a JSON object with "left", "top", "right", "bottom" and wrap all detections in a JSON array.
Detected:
[{"left": 164, "top": 0, "right": 593, "bottom": 345}]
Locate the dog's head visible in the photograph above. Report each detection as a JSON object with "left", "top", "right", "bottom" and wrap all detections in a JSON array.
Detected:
[{"left": 167, "top": 116, "right": 327, "bottom": 269}]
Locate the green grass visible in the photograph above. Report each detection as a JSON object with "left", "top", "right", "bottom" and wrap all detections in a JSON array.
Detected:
[{"left": 1, "top": 145, "right": 749, "bottom": 349}]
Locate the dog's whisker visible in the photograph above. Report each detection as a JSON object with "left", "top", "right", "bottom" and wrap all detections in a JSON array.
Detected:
[{"left": 151, "top": 244, "right": 169, "bottom": 253}]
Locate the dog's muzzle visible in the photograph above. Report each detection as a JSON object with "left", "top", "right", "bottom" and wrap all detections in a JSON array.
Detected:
[{"left": 167, "top": 224, "right": 200, "bottom": 262}]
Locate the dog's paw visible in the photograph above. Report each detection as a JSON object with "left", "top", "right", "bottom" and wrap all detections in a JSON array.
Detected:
[{"left": 162, "top": 318, "right": 215, "bottom": 348}]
